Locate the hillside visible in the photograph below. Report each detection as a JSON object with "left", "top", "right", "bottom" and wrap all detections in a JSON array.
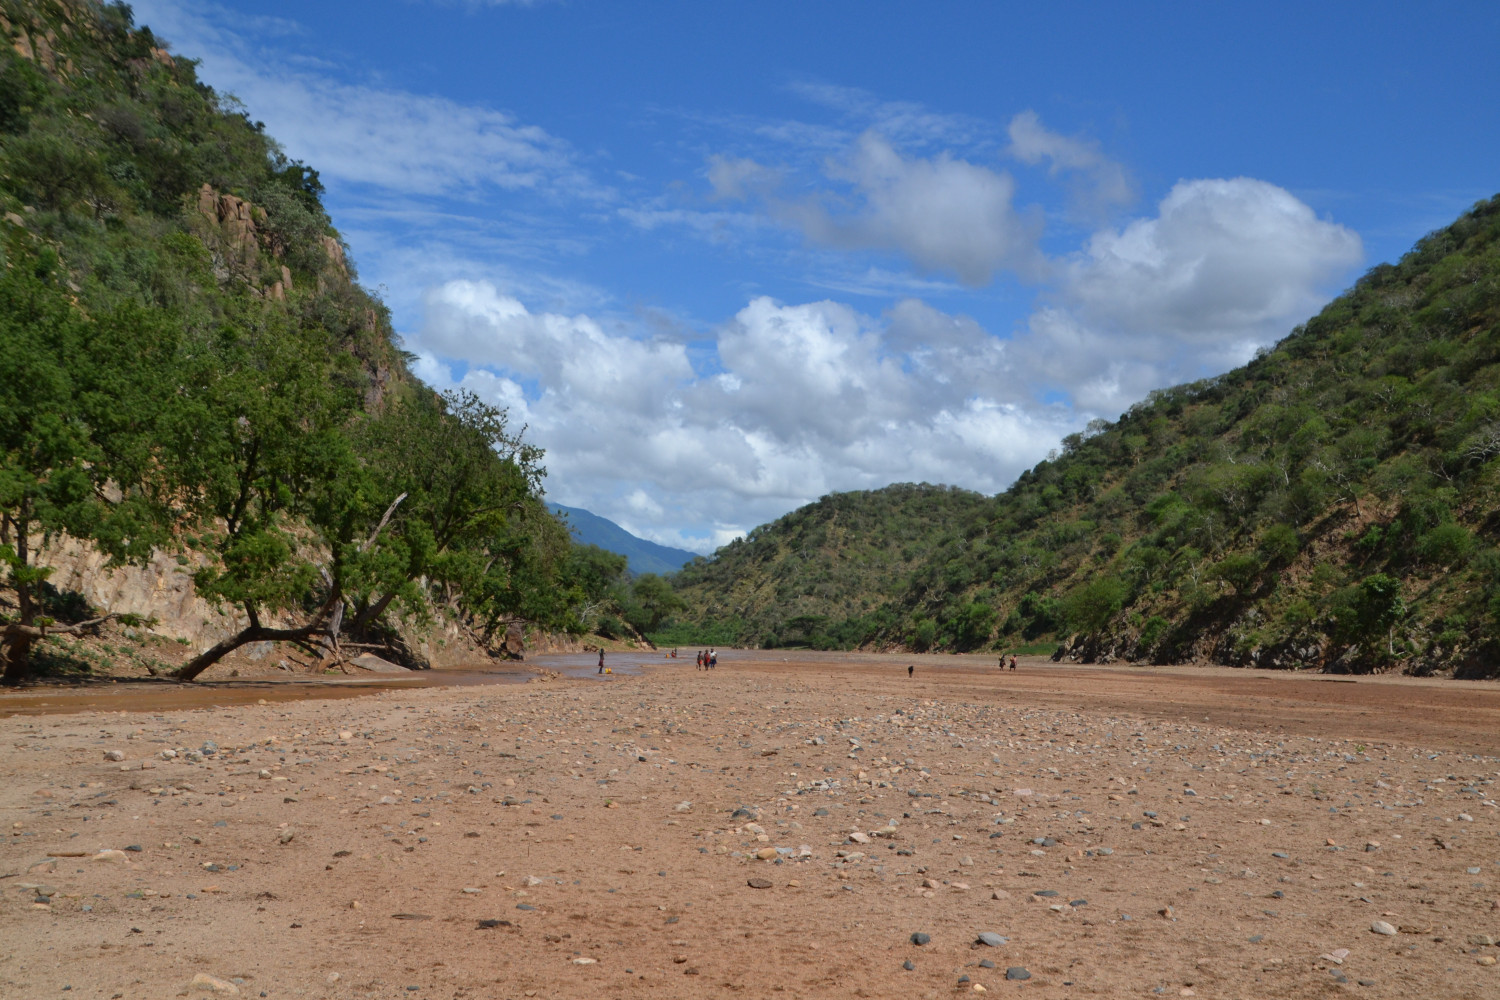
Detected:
[
  {"left": 674, "top": 195, "right": 1500, "bottom": 676},
  {"left": 670, "top": 483, "right": 991, "bottom": 647},
  {"left": 550, "top": 503, "right": 696, "bottom": 576},
  {"left": 0, "top": 0, "right": 606, "bottom": 683}
]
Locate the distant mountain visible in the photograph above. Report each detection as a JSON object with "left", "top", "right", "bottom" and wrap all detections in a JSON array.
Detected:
[{"left": 549, "top": 504, "right": 697, "bottom": 577}]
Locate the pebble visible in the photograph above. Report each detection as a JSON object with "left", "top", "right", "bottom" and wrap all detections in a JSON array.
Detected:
[
  {"left": 903, "top": 960, "right": 915, "bottom": 971},
  {"left": 189, "top": 973, "right": 240, "bottom": 995},
  {"left": 1006, "top": 967, "right": 1031, "bottom": 981},
  {"left": 976, "top": 932, "right": 1006, "bottom": 947},
  {"left": 1370, "top": 920, "right": 1397, "bottom": 936},
  {"left": 103, "top": 750, "right": 125, "bottom": 762},
  {"left": 911, "top": 932, "right": 931, "bottom": 945}
]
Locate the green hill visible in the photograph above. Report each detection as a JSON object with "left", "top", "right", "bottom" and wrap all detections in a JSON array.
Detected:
[
  {"left": 671, "top": 483, "right": 991, "bottom": 648},
  {"left": 674, "top": 195, "right": 1500, "bottom": 676}
]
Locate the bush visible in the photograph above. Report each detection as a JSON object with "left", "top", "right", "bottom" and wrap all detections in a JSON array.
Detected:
[{"left": 1062, "top": 577, "right": 1127, "bottom": 634}]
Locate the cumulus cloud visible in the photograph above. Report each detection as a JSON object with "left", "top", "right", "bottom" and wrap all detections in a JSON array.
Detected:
[
  {"left": 412, "top": 177, "right": 1361, "bottom": 549},
  {"left": 758, "top": 133, "right": 1044, "bottom": 286},
  {"left": 411, "top": 284, "right": 1078, "bottom": 550},
  {"left": 1007, "top": 110, "right": 1135, "bottom": 217},
  {"left": 1011, "top": 178, "right": 1364, "bottom": 412}
]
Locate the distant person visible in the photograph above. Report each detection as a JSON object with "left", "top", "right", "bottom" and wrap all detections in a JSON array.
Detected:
[
  {"left": 908, "top": 664, "right": 914, "bottom": 678},
  {"left": 1009, "top": 655, "right": 1017, "bottom": 671},
  {"left": 597, "top": 649, "right": 605, "bottom": 675},
  {"left": 696, "top": 650, "right": 703, "bottom": 670},
  {"left": 709, "top": 648, "right": 718, "bottom": 669}
]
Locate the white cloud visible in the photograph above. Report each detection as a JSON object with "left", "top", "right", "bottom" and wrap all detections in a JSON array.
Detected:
[
  {"left": 771, "top": 133, "right": 1044, "bottom": 286},
  {"left": 1011, "top": 178, "right": 1364, "bottom": 412},
  {"left": 411, "top": 284, "right": 1080, "bottom": 551},
  {"left": 1066, "top": 177, "right": 1362, "bottom": 338},
  {"left": 1007, "top": 110, "right": 1135, "bottom": 217},
  {"left": 409, "top": 178, "right": 1362, "bottom": 552}
]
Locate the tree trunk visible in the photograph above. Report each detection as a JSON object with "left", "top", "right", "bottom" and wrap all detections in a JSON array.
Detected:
[
  {"left": 169, "top": 621, "right": 324, "bottom": 682},
  {"left": 1, "top": 507, "right": 36, "bottom": 685},
  {"left": 0, "top": 632, "right": 35, "bottom": 686}
]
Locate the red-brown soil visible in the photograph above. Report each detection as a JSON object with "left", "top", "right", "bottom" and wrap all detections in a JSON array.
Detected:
[{"left": 3, "top": 652, "right": 1498, "bottom": 999}]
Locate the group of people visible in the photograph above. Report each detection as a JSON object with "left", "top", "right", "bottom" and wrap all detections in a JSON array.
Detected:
[{"left": 696, "top": 648, "right": 718, "bottom": 670}]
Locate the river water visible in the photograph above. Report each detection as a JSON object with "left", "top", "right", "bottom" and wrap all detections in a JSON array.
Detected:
[{"left": 0, "top": 649, "right": 674, "bottom": 717}]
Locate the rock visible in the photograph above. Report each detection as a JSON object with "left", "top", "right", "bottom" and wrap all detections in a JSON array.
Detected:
[
  {"left": 1005, "top": 967, "right": 1031, "bottom": 981},
  {"left": 1478, "top": 956, "right": 1497, "bottom": 967},
  {"left": 991, "top": 890, "right": 1010, "bottom": 900},
  {"left": 848, "top": 831, "right": 870, "bottom": 844},
  {"left": 572, "top": 957, "right": 596, "bottom": 965},
  {"left": 1468, "top": 934, "right": 1496, "bottom": 947},
  {"left": 104, "top": 750, "right": 125, "bottom": 762},
  {"left": 1319, "top": 948, "right": 1350, "bottom": 964},
  {"left": 1364, "top": 841, "right": 1380, "bottom": 852},
  {"left": 278, "top": 828, "right": 296, "bottom": 845},
  {"left": 90, "top": 850, "right": 130, "bottom": 864},
  {"left": 976, "top": 932, "right": 1006, "bottom": 947},
  {"left": 747, "top": 878, "right": 772, "bottom": 889},
  {"left": 351, "top": 653, "right": 407, "bottom": 673},
  {"left": 910, "top": 932, "right": 931, "bottom": 945},
  {"left": 201, "top": 741, "right": 218, "bottom": 756},
  {"left": 189, "top": 973, "right": 240, "bottom": 995},
  {"left": 959, "top": 855, "right": 974, "bottom": 866},
  {"left": 1370, "top": 921, "right": 1397, "bottom": 936},
  {"left": 338, "top": 731, "right": 353, "bottom": 741},
  {"left": 903, "top": 960, "right": 915, "bottom": 971},
  {"left": 674, "top": 801, "right": 693, "bottom": 812},
  {"left": 754, "top": 847, "right": 778, "bottom": 861}
]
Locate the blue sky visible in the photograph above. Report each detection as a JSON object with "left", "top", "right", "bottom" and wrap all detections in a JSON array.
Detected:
[{"left": 131, "top": 0, "right": 1500, "bottom": 552}]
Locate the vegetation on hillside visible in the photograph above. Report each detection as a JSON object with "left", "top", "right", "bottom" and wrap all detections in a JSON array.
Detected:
[
  {"left": 670, "top": 483, "right": 991, "bottom": 649},
  {"left": 673, "top": 195, "right": 1500, "bottom": 676},
  {"left": 0, "top": 0, "right": 611, "bottom": 682}
]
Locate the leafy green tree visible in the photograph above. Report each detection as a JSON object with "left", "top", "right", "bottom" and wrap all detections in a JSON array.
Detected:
[
  {"left": 0, "top": 258, "right": 178, "bottom": 683},
  {"left": 624, "top": 573, "right": 685, "bottom": 635},
  {"left": 1062, "top": 577, "right": 1127, "bottom": 635},
  {"left": 947, "top": 600, "right": 997, "bottom": 650}
]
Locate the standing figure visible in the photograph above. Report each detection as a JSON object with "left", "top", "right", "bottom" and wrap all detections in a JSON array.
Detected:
[
  {"left": 709, "top": 648, "right": 717, "bottom": 669},
  {"left": 1009, "top": 655, "right": 1017, "bottom": 671},
  {"left": 597, "top": 649, "right": 605, "bottom": 674},
  {"left": 907, "top": 664, "right": 914, "bottom": 678}
]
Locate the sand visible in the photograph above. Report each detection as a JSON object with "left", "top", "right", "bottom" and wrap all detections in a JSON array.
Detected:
[{"left": 3, "top": 651, "right": 1499, "bottom": 999}]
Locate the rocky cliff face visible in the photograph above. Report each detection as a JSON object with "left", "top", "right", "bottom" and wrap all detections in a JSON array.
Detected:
[{"left": 38, "top": 535, "right": 242, "bottom": 648}]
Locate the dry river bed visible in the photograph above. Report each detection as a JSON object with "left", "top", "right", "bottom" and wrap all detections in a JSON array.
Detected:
[{"left": 3, "top": 652, "right": 1500, "bottom": 999}]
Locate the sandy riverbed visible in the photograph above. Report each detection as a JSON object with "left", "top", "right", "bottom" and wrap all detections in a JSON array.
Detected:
[{"left": 3, "top": 651, "right": 1499, "bottom": 999}]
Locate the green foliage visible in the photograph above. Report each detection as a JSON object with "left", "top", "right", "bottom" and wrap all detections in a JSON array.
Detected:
[
  {"left": 0, "top": 1, "right": 607, "bottom": 680},
  {"left": 674, "top": 192, "right": 1500, "bottom": 671},
  {"left": 1062, "top": 577, "right": 1127, "bottom": 634}
]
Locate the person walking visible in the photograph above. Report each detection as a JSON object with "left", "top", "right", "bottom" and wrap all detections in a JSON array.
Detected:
[
  {"left": 907, "top": 664, "right": 914, "bottom": 678},
  {"left": 709, "top": 648, "right": 717, "bottom": 669},
  {"left": 597, "top": 648, "right": 605, "bottom": 674},
  {"left": 1009, "top": 655, "right": 1017, "bottom": 671}
]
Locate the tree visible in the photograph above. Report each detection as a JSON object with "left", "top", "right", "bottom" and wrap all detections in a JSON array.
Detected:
[
  {"left": 623, "top": 573, "right": 685, "bottom": 635},
  {"left": 0, "top": 258, "right": 178, "bottom": 683},
  {"left": 1061, "top": 577, "right": 1127, "bottom": 635},
  {"left": 162, "top": 311, "right": 370, "bottom": 680}
]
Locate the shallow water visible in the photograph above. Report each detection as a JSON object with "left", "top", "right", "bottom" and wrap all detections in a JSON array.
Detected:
[{"left": 0, "top": 649, "right": 662, "bottom": 717}]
